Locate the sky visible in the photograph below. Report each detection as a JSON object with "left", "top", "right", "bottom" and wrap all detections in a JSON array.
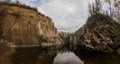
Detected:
[{"left": 1, "top": 0, "right": 96, "bottom": 32}]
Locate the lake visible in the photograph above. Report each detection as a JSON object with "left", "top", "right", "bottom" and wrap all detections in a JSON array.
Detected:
[{"left": 6, "top": 46, "right": 120, "bottom": 64}]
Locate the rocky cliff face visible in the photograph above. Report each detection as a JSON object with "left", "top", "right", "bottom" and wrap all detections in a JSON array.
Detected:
[
  {"left": 0, "top": 3, "right": 63, "bottom": 47},
  {"left": 75, "top": 14, "right": 120, "bottom": 52},
  {"left": 59, "top": 32, "right": 70, "bottom": 43}
]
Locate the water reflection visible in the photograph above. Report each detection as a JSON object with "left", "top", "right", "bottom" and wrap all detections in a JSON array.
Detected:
[
  {"left": 12, "top": 47, "right": 40, "bottom": 64},
  {"left": 4, "top": 46, "right": 120, "bottom": 64},
  {"left": 53, "top": 52, "right": 84, "bottom": 64},
  {"left": 77, "top": 53, "right": 120, "bottom": 64},
  {"left": 11, "top": 47, "right": 84, "bottom": 64},
  {"left": 38, "top": 49, "right": 56, "bottom": 64}
]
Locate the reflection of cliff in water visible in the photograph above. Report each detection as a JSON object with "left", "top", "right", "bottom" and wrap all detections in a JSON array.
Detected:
[
  {"left": 11, "top": 46, "right": 57, "bottom": 64},
  {"left": 75, "top": 50, "right": 120, "bottom": 64},
  {"left": 11, "top": 46, "right": 84, "bottom": 64},
  {"left": 11, "top": 46, "right": 120, "bottom": 64}
]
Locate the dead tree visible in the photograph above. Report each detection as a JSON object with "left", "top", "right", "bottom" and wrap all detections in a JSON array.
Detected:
[
  {"left": 88, "top": 0, "right": 102, "bottom": 16},
  {"left": 114, "top": 0, "right": 120, "bottom": 22}
]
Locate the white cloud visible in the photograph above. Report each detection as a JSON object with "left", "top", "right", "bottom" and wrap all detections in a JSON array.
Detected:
[
  {"left": 38, "top": 0, "right": 94, "bottom": 32},
  {"left": 10, "top": 0, "right": 95, "bottom": 32}
]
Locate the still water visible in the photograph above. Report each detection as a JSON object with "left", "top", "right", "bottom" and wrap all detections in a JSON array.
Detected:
[
  {"left": 53, "top": 52, "right": 84, "bottom": 64},
  {"left": 9, "top": 47, "right": 120, "bottom": 64}
]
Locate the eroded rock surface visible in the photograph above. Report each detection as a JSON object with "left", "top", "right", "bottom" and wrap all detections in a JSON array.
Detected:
[
  {"left": 75, "top": 14, "right": 120, "bottom": 52},
  {"left": 0, "top": 3, "right": 63, "bottom": 47}
]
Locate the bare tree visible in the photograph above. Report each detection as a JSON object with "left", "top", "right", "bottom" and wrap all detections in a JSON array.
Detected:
[
  {"left": 104, "top": 0, "right": 120, "bottom": 22},
  {"left": 114, "top": 0, "right": 120, "bottom": 22},
  {"left": 15, "top": 0, "right": 20, "bottom": 4},
  {"left": 95, "top": 0, "right": 101, "bottom": 13},
  {"left": 88, "top": 3, "right": 93, "bottom": 15},
  {"left": 88, "top": 0, "right": 120, "bottom": 20},
  {"left": 88, "top": 0, "right": 102, "bottom": 16}
]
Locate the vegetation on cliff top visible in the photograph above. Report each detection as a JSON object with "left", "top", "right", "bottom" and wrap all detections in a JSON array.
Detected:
[{"left": 0, "top": 2, "right": 38, "bottom": 12}]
